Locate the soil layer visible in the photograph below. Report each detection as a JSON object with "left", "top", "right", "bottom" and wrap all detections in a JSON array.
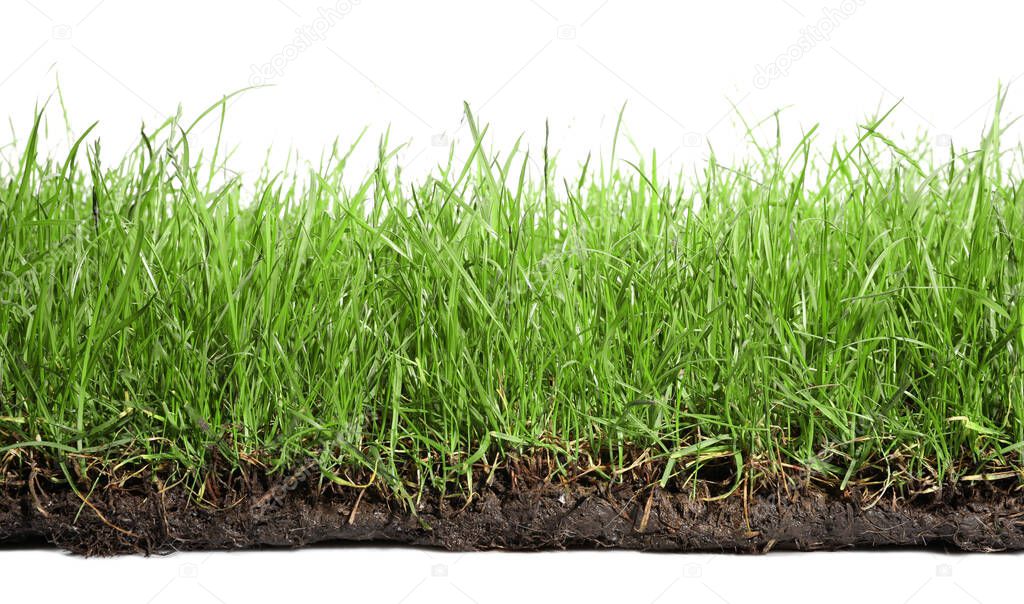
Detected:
[{"left": 2, "top": 464, "right": 1024, "bottom": 555}]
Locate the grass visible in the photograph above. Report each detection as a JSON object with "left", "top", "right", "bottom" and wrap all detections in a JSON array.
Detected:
[{"left": 1, "top": 94, "right": 1022, "bottom": 504}]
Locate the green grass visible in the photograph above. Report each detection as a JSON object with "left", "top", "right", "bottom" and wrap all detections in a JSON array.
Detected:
[{"left": 1, "top": 94, "right": 1022, "bottom": 503}]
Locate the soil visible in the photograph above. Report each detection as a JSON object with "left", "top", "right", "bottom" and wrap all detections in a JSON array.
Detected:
[{"left": 2, "top": 460, "right": 1024, "bottom": 555}]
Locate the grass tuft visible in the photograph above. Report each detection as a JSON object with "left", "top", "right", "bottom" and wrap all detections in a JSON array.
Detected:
[{"left": 1, "top": 95, "right": 1022, "bottom": 500}]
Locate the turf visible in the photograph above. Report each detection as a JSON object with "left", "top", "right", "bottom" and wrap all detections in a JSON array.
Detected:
[{"left": 1, "top": 94, "right": 1022, "bottom": 508}]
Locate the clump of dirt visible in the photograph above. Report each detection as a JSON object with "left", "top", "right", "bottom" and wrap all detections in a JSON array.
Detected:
[{"left": 2, "top": 460, "right": 1023, "bottom": 555}]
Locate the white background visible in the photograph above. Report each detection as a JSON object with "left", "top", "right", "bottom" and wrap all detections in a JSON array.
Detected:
[{"left": 2, "top": 1, "right": 1023, "bottom": 602}]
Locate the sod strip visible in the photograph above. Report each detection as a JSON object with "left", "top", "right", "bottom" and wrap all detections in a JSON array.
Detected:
[{"left": 1, "top": 99, "right": 1023, "bottom": 554}]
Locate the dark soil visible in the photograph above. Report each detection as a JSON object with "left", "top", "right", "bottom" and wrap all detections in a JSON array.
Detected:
[{"left": 2, "top": 461, "right": 1024, "bottom": 555}]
